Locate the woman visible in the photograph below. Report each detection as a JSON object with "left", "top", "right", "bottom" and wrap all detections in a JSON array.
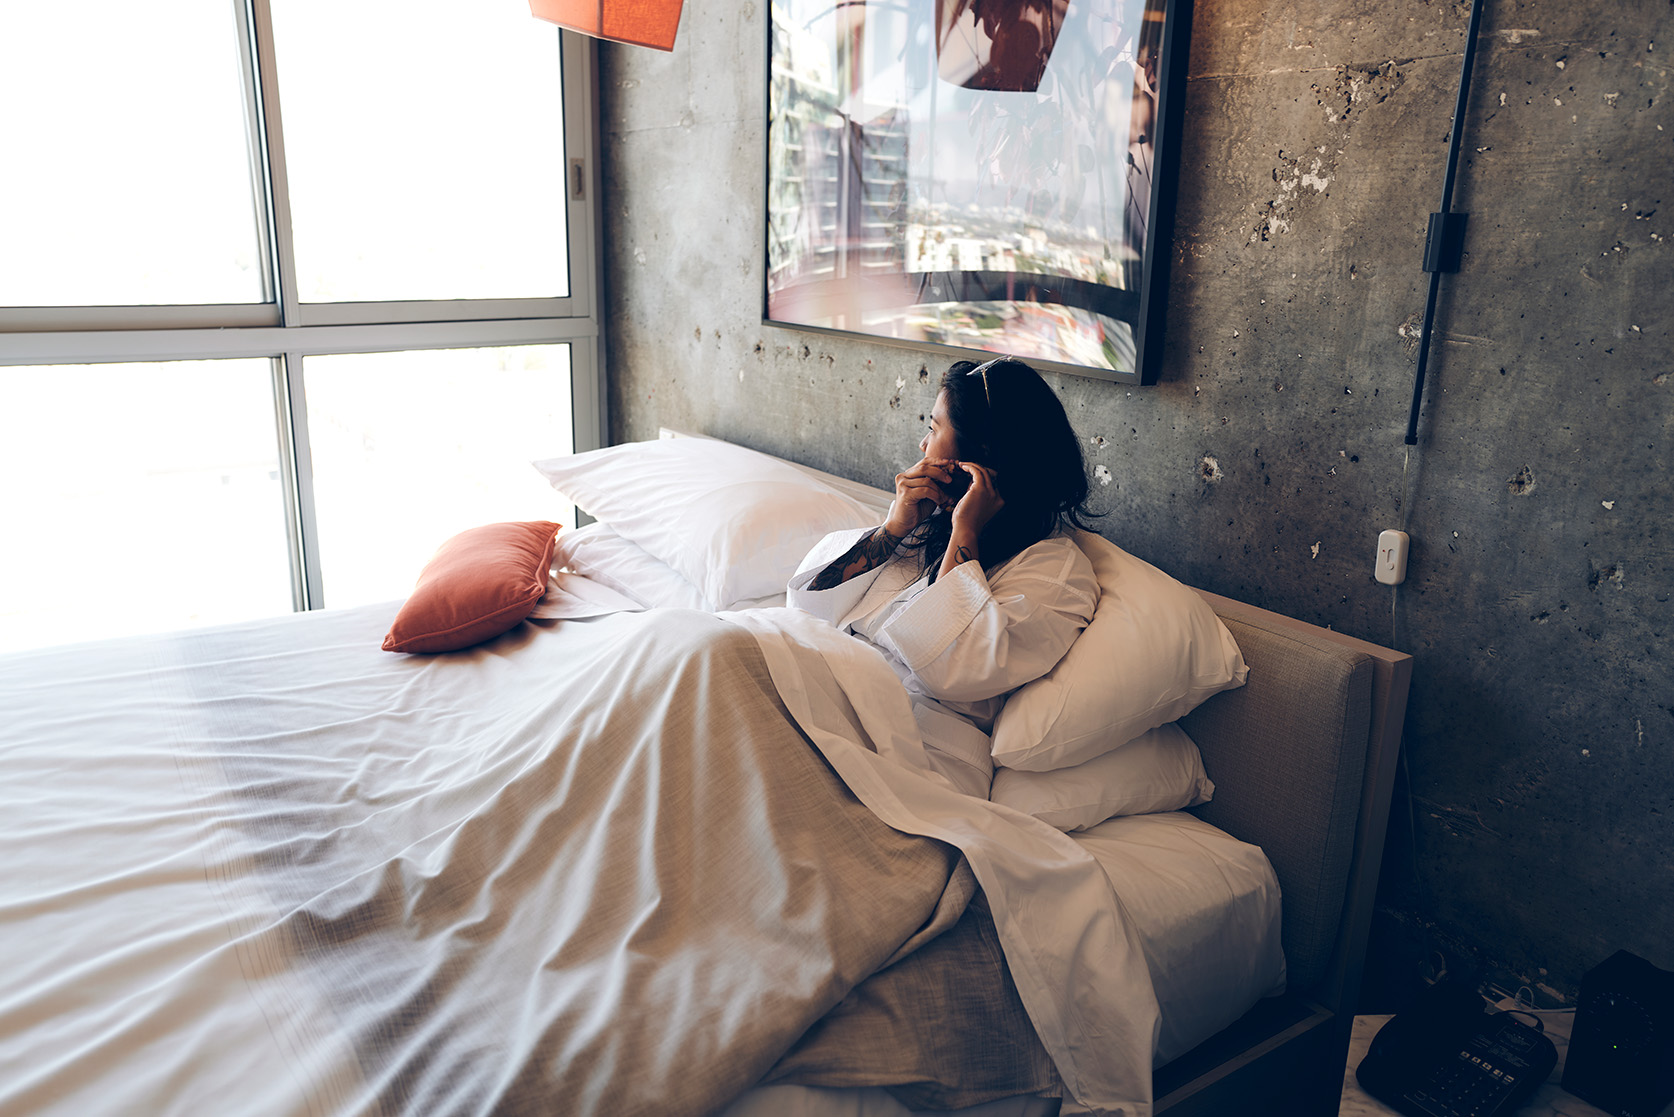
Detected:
[{"left": 787, "top": 356, "right": 1101, "bottom": 798}]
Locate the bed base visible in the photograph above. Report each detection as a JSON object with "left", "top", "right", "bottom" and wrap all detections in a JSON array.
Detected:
[{"left": 1152, "top": 994, "right": 1337, "bottom": 1115}]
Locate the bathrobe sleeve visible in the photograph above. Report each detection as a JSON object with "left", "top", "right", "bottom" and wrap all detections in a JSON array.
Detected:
[
  {"left": 872, "top": 534, "right": 1097, "bottom": 705},
  {"left": 785, "top": 526, "right": 893, "bottom": 628}
]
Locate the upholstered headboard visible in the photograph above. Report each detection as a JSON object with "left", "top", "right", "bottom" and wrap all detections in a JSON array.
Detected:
[
  {"left": 1151, "top": 591, "right": 1409, "bottom": 1114},
  {"left": 1183, "top": 614, "right": 1372, "bottom": 995},
  {"left": 1184, "top": 590, "right": 1410, "bottom": 1025}
]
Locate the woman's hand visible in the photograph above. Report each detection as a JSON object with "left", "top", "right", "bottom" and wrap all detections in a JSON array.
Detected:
[
  {"left": 938, "top": 463, "right": 1002, "bottom": 579},
  {"left": 883, "top": 456, "right": 961, "bottom": 538},
  {"left": 947, "top": 462, "right": 1002, "bottom": 537}
]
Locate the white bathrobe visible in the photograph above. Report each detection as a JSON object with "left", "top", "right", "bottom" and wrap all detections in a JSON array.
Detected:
[{"left": 787, "top": 527, "right": 1098, "bottom": 798}]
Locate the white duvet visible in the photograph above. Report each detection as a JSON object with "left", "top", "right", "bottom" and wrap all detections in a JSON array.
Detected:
[
  {"left": 727, "top": 607, "right": 1164, "bottom": 1110},
  {"left": 0, "top": 599, "right": 1165, "bottom": 1116}
]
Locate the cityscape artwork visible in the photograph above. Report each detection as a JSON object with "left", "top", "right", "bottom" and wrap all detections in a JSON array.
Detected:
[{"left": 764, "top": 0, "right": 1191, "bottom": 384}]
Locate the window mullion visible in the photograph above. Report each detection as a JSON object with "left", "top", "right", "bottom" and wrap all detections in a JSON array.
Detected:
[
  {"left": 0, "top": 318, "right": 598, "bottom": 367},
  {"left": 232, "top": 0, "right": 276, "bottom": 307},
  {"left": 271, "top": 352, "right": 324, "bottom": 610},
  {"left": 244, "top": 0, "right": 302, "bottom": 327},
  {"left": 562, "top": 31, "right": 599, "bottom": 324},
  {"left": 0, "top": 304, "right": 279, "bottom": 335}
]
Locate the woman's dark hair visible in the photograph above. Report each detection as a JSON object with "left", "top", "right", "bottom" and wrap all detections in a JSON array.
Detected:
[{"left": 909, "top": 356, "right": 1100, "bottom": 577}]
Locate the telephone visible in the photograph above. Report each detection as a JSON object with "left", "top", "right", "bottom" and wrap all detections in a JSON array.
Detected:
[
  {"left": 1356, "top": 980, "right": 1558, "bottom": 1117},
  {"left": 940, "top": 464, "right": 972, "bottom": 503}
]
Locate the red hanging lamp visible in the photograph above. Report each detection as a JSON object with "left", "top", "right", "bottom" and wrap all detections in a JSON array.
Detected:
[{"left": 528, "top": 0, "right": 685, "bottom": 51}]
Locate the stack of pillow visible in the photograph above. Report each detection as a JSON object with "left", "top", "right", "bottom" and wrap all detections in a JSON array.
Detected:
[
  {"left": 398, "top": 434, "right": 1249, "bottom": 833},
  {"left": 986, "top": 529, "right": 1246, "bottom": 829}
]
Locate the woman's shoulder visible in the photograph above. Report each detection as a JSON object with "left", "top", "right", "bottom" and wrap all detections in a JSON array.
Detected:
[
  {"left": 993, "top": 532, "right": 1097, "bottom": 595},
  {"left": 1021, "top": 530, "right": 1091, "bottom": 563}
]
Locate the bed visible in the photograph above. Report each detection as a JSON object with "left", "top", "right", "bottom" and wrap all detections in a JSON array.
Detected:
[{"left": 0, "top": 431, "right": 1410, "bottom": 1117}]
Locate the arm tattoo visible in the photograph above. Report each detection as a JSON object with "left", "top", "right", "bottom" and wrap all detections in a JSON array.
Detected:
[
  {"left": 933, "top": 540, "right": 978, "bottom": 584},
  {"left": 808, "top": 526, "right": 903, "bottom": 590}
]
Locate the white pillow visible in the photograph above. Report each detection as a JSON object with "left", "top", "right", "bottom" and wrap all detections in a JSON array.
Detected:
[
  {"left": 990, "top": 723, "right": 1214, "bottom": 831},
  {"left": 990, "top": 530, "right": 1247, "bottom": 772},
  {"left": 533, "top": 438, "right": 881, "bottom": 611},
  {"left": 552, "top": 522, "right": 708, "bottom": 611}
]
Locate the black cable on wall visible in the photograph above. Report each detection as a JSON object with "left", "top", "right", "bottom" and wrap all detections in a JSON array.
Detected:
[{"left": 1405, "top": 0, "right": 1487, "bottom": 445}]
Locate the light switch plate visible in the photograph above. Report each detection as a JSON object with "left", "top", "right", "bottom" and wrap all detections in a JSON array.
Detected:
[{"left": 1376, "top": 530, "right": 1409, "bottom": 585}]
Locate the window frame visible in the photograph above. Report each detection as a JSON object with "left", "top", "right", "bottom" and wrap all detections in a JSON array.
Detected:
[{"left": 0, "top": 4, "right": 606, "bottom": 615}]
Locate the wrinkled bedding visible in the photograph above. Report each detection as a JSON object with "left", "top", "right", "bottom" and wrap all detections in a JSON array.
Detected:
[
  {"left": 0, "top": 607, "right": 985, "bottom": 1116},
  {"left": 0, "top": 598, "right": 1169, "bottom": 1116},
  {"left": 765, "top": 894, "right": 1061, "bottom": 1109}
]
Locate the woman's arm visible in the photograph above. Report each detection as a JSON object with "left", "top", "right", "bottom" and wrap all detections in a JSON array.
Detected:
[
  {"left": 935, "top": 462, "right": 1002, "bottom": 581},
  {"left": 936, "top": 529, "right": 979, "bottom": 583},
  {"left": 808, "top": 456, "right": 958, "bottom": 589},
  {"left": 808, "top": 525, "right": 904, "bottom": 590},
  {"left": 879, "top": 536, "right": 1098, "bottom": 705}
]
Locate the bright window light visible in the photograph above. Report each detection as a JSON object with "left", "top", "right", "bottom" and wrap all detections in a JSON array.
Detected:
[
  {"left": 271, "top": 0, "right": 571, "bottom": 303},
  {"left": 0, "top": 360, "right": 292, "bottom": 652},
  {"left": 0, "top": 1, "right": 267, "bottom": 307},
  {"left": 303, "top": 345, "right": 575, "bottom": 609}
]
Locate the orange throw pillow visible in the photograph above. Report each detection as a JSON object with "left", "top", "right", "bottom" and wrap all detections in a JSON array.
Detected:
[{"left": 382, "top": 521, "right": 561, "bottom": 653}]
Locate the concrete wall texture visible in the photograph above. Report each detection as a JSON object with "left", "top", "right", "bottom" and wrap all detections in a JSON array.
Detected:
[{"left": 597, "top": 0, "right": 1672, "bottom": 1003}]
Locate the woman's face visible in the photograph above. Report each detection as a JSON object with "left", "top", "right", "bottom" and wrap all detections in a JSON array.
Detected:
[{"left": 920, "top": 390, "right": 961, "bottom": 462}]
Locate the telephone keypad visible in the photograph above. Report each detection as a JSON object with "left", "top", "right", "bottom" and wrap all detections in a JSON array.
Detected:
[{"left": 1402, "top": 1047, "right": 1531, "bottom": 1117}]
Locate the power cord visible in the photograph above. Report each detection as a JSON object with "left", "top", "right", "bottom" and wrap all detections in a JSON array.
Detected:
[
  {"left": 1392, "top": 442, "right": 1422, "bottom": 899},
  {"left": 1490, "top": 984, "right": 1577, "bottom": 1016}
]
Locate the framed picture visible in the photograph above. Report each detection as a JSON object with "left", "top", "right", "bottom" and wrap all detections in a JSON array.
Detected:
[{"left": 764, "top": 0, "right": 1193, "bottom": 385}]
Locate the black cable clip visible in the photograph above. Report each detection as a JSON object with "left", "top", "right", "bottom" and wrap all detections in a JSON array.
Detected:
[{"left": 1422, "top": 212, "right": 1469, "bottom": 274}]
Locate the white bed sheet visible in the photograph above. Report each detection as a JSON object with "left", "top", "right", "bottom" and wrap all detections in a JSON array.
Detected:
[
  {"left": 725, "top": 1085, "right": 1063, "bottom": 1117},
  {"left": 538, "top": 526, "right": 1284, "bottom": 1110},
  {"left": 725, "top": 605, "right": 1163, "bottom": 1113},
  {"left": 0, "top": 603, "right": 982, "bottom": 1116},
  {"left": 0, "top": 555, "right": 1281, "bottom": 1117},
  {"left": 1075, "top": 811, "right": 1286, "bottom": 1064},
  {"left": 722, "top": 809, "right": 1284, "bottom": 1117},
  {"left": 0, "top": 592, "right": 1163, "bottom": 1115}
]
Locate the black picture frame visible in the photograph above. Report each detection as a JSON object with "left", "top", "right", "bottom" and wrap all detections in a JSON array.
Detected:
[{"left": 763, "top": 0, "right": 1193, "bottom": 385}]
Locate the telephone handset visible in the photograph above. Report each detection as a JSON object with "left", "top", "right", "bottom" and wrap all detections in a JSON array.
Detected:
[
  {"left": 940, "top": 463, "right": 972, "bottom": 503},
  {"left": 1356, "top": 980, "right": 1558, "bottom": 1117}
]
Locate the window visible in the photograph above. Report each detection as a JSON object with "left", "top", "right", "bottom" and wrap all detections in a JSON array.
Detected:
[
  {"left": 0, "top": 359, "right": 291, "bottom": 653},
  {"left": 0, "top": 0, "right": 602, "bottom": 652},
  {"left": 302, "top": 346, "right": 574, "bottom": 610},
  {"left": 0, "top": 3, "right": 267, "bottom": 309}
]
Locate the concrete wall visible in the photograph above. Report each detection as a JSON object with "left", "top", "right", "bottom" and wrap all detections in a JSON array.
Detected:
[{"left": 597, "top": 0, "right": 1672, "bottom": 1004}]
